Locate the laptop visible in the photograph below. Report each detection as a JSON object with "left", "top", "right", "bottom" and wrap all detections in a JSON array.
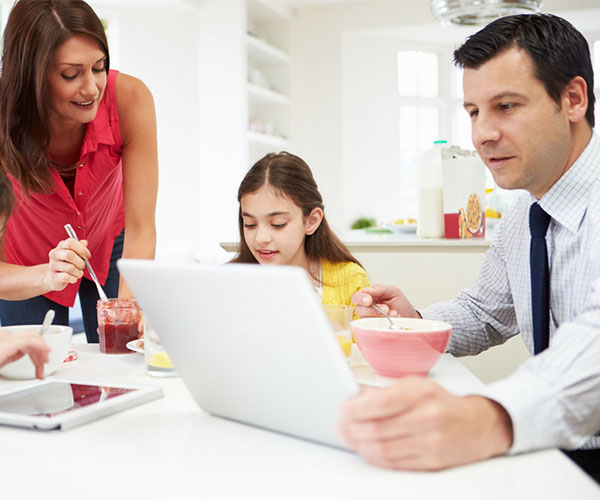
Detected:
[{"left": 117, "top": 259, "right": 359, "bottom": 450}]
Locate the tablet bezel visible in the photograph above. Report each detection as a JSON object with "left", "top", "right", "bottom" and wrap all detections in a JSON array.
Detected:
[{"left": 0, "top": 377, "right": 163, "bottom": 431}]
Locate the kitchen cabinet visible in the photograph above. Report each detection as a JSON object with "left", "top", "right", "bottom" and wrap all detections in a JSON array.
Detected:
[{"left": 247, "top": 0, "right": 292, "bottom": 163}]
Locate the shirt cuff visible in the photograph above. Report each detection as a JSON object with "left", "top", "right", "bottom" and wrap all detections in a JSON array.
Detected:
[{"left": 477, "top": 368, "right": 569, "bottom": 454}]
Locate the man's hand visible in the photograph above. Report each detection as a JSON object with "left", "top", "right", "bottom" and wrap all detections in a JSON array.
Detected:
[
  {"left": 352, "top": 284, "right": 420, "bottom": 319},
  {"left": 338, "top": 377, "right": 513, "bottom": 470}
]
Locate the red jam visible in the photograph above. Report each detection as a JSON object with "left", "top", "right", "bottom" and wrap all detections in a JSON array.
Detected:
[{"left": 97, "top": 298, "right": 142, "bottom": 354}]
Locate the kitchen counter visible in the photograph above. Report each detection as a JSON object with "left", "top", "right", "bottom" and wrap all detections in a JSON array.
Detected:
[
  {"left": 220, "top": 229, "right": 492, "bottom": 255},
  {"left": 220, "top": 230, "right": 492, "bottom": 307}
]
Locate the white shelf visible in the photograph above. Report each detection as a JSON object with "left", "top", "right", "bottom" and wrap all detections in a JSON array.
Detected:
[
  {"left": 247, "top": 82, "right": 290, "bottom": 105},
  {"left": 247, "top": 0, "right": 291, "bottom": 21},
  {"left": 248, "top": 131, "right": 290, "bottom": 148},
  {"left": 246, "top": 34, "right": 290, "bottom": 64},
  {"left": 246, "top": 0, "right": 292, "bottom": 164}
]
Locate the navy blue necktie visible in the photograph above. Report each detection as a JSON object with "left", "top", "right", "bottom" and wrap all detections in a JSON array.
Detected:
[{"left": 530, "top": 202, "right": 551, "bottom": 355}]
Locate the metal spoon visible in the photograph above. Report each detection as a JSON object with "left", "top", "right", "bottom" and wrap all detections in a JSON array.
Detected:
[
  {"left": 372, "top": 304, "right": 401, "bottom": 330},
  {"left": 64, "top": 224, "right": 108, "bottom": 301},
  {"left": 39, "top": 309, "right": 55, "bottom": 336}
]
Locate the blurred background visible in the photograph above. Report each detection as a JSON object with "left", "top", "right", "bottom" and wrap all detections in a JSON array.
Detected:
[{"left": 0, "top": 0, "right": 596, "bottom": 262}]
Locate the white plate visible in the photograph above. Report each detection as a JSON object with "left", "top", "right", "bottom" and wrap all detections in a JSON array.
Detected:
[
  {"left": 388, "top": 223, "right": 417, "bottom": 234},
  {"left": 126, "top": 339, "right": 144, "bottom": 354}
]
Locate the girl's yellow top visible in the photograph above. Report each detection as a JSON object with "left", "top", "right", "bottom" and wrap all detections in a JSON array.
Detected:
[{"left": 320, "top": 260, "right": 370, "bottom": 318}]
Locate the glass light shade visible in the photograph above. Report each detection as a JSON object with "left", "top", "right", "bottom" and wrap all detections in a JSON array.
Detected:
[{"left": 430, "top": 0, "right": 543, "bottom": 26}]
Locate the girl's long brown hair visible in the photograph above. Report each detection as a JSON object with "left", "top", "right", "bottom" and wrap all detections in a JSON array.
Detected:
[
  {"left": 232, "top": 152, "right": 361, "bottom": 268},
  {"left": 0, "top": 0, "right": 110, "bottom": 195}
]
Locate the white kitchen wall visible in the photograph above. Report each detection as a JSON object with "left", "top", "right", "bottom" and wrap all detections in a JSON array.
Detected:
[
  {"left": 341, "top": 33, "right": 403, "bottom": 227},
  {"left": 89, "top": 0, "right": 246, "bottom": 263}
]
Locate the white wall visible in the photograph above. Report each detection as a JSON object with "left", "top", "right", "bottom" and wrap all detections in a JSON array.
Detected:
[
  {"left": 341, "top": 33, "right": 403, "bottom": 227},
  {"left": 89, "top": 0, "right": 246, "bottom": 263},
  {"left": 196, "top": 0, "right": 248, "bottom": 262}
]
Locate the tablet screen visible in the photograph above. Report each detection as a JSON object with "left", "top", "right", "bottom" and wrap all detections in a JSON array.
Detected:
[{"left": 0, "top": 382, "right": 136, "bottom": 417}]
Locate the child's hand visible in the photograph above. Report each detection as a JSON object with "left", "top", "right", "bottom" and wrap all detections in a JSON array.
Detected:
[{"left": 0, "top": 330, "right": 50, "bottom": 379}]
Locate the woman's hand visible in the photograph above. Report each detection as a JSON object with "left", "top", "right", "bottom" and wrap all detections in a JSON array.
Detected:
[
  {"left": 0, "top": 330, "right": 50, "bottom": 379},
  {"left": 44, "top": 238, "right": 91, "bottom": 292},
  {"left": 351, "top": 284, "right": 420, "bottom": 319}
]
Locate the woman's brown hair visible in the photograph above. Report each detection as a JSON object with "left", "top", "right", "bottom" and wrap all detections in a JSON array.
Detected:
[
  {"left": 232, "top": 152, "right": 361, "bottom": 268},
  {"left": 0, "top": 0, "right": 110, "bottom": 195}
]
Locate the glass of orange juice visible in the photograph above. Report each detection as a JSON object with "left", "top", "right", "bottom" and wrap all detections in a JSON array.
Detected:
[{"left": 322, "top": 304, "right": 353, "bottom": 362}]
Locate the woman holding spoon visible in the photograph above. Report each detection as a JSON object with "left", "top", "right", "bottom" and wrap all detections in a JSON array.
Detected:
[{"left": 0, "top": 0, "right": 158, "bottom": 342}]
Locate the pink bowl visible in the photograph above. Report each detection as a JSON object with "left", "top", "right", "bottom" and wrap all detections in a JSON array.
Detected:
[{"left": 352, "top": 317, "right": 452, "bottom": 377}]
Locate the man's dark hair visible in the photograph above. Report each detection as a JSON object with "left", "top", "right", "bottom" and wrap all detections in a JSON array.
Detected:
[{"left": 454, "top": 13, "right": 595, "bottom": 128}]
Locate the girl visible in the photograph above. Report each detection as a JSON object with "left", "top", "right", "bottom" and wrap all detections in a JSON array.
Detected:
[
  {"left": 0, "top": 0, "right": 158, "bottom": 342},
  {"left": 232, "top": 152, "right": 369, "bottom": 310}
]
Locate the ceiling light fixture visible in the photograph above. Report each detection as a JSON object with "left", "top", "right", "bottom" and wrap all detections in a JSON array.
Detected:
[{"left": 430, "top": 0, "right": 543, "bottom": 26}]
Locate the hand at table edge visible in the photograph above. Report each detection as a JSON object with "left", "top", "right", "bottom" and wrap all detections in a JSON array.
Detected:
[{"left": 337, "top": 377, "right": 514, "bottom": 471}]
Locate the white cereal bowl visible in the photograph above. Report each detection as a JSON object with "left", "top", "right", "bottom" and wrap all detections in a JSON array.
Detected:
[{"left": 0, "top": 325, "right": 73, "bottom": 380}]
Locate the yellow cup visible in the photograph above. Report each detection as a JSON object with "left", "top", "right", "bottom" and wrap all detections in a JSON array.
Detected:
[{"left": 322, "top": 304, "right": 353, "bottom": 360}]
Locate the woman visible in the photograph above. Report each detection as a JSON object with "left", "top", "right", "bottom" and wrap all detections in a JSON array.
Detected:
[{"left": 0, "top": 0, "right": 158, "bottom": 342}]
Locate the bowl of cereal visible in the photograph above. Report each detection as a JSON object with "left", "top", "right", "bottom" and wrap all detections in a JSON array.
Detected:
[{"left": 351, "top": 317, "right": 452, "bottom": 377}]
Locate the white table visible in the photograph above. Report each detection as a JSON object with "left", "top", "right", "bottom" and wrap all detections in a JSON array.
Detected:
[{"left": 0, "top": 345, "right": 598, "bottom": 500}]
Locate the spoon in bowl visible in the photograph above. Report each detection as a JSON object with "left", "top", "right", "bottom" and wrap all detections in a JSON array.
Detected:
[
  {"left": 371, "top": 304, "right": 401, "bottom": 330},
  {"left": 39, "top": 309, "right": 55, "bottom": 336}
]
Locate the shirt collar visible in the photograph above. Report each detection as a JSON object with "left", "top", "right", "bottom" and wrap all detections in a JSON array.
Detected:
[
  {"left": 537, "top": 132, "right": 600, "bottom": 234},
  {"left": 80, "top": 92, "right": 115, "bottom": 156}
]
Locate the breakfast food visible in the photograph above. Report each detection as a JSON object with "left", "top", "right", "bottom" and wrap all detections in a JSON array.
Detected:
[
  {"left": 97, "top": 298, "right": 143, "bottom": 354},
  {"left": 466, "top": 192, "right": 482, "bottom": 233}
]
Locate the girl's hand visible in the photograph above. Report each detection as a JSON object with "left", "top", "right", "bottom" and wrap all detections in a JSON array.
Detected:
[
  {"left": 44, "top": 238, "right": 91, "bottom": 291},
  {"left": 0, "top": 330, "right": 50, "bottom": 379}
]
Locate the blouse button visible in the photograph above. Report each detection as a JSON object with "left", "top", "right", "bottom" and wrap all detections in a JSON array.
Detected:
[
  {"left": 77, "top": 162, "right": 84, "bottom": 168},
  {"left": 77, "top": 191, "right": 84, "bottom": 196},
  {"left": 77, "top": 225, "right": 84, "bottom": 230}
]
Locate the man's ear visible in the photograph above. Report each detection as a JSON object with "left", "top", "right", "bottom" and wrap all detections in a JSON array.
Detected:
[
  {"left": 305, "top": 207, "right": 324, "bottom": 235},
  {"left": 563, "top": 76, "right": 588, "bottom": 124}
]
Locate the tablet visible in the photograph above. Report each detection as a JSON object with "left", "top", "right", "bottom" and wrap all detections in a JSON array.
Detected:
[{"left": 0, "top": 378, "right": 163, "bottom": 431}]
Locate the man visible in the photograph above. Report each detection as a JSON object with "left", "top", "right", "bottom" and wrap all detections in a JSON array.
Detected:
[{"left": 339, "top": 13, "right": 600, "bottom": 482}]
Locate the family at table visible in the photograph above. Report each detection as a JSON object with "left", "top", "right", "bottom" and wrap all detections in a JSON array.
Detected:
[{"left": 0, "top": 0, "right": 598, "bottom": 484}]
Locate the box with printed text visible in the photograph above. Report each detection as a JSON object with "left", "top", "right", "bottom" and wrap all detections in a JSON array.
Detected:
[{"left": 442, "top": 147, "right": 486, "bottom": 239}]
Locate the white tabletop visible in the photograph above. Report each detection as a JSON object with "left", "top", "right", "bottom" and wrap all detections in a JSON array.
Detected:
[{"left": 0, "top": 345, "right": 598, "bottom": 500}]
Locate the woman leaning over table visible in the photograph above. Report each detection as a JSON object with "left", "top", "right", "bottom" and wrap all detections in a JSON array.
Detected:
[{"left": 0, "top": 0, "right": 158, "bottom": 342}]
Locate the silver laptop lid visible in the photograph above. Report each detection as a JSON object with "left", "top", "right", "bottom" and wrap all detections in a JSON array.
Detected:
[{"left": 118, "top": 259, "right": 358, "bottom": 450}]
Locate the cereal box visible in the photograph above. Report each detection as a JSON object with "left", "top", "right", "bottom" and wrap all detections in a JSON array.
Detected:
[{"left": 441, "top": 147, "right": 486, "bottom": 239}]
